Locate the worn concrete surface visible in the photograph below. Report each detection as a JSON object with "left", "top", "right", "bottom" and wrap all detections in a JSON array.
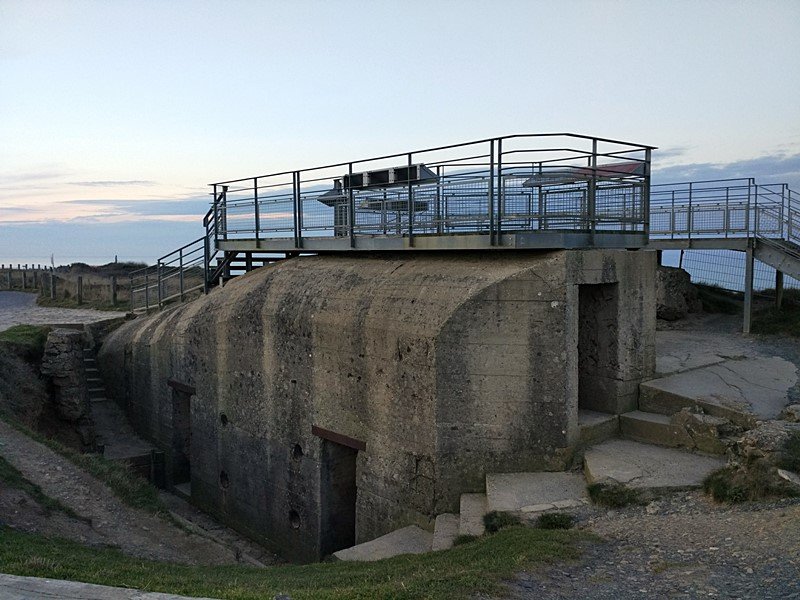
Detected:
[
  {"left": 0, "top": 291, "right": 125, "bottom": 332},
  {"left": 0, "top": 574, "right": 218, "bottom": 600},
  {"left": 459, "top": 493, "right": 488, "bottom": 537},
  {"left": 332, "top": 525, "right": 432, "bottom": 561},
  {"left": 584, "top": 439, "right": 725, "bottom": 490},
  {"left": 642, "top": 356, "right": 797, "bottom": 422},
  {"left": 578, "top": 410, "right": 619, "bottom": 445},
  {"left": 98, "top": 250, "right": 656, "bottom": 561},
  {"left": 485, "top": 472, "right": 588, "bottom": 513},
  {"left": 431, "top": 513, "right": 460, "bottom": 551}
]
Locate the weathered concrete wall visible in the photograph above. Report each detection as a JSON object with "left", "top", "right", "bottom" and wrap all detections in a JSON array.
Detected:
[{"left": 98, "top": 250, "right": 655, "bottom": 562}]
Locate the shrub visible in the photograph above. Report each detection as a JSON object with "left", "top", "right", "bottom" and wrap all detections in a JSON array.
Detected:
[
  {"left": 778, "top": 431, "right": 800, "bottom": 472},
  {"left": 536, "top": 513, "right": 574, "bottom": 530},
  {"left": 452, "top": 534, "right": 478, "bottom": 546},
  {"left": 482, "top": 511, "right": 520, "bottom": 534},
  {"left": 587, "top": 482, "right": 644, "bottom": 508}
]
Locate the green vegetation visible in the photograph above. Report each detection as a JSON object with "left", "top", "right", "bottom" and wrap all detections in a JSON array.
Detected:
[
  {"left": 536, "top": 513, "right": 574, "bottom": 530},
  {"left": 0, "top": 526, "right": 586, "bottom": 600},
  {"left": 0, "top": 456, "right": 84, "bottom": 520},
  {"left": 586, "top": 482, "right": 644, "bottom": 508},
  {"left": 751, "top": 304, "right": 800, "bottom": 337},
  {"left": 0, "top": 325, "right": 51, "bottom": 358},
  {"left": 778, "top": 431, "right": 800, "bottom": 473},
  {"left": 36, "top": 296, "right": 124, "bottom": 312},
  {"left": 482, "top": 510, "right": 520, "bottom": 533},
  {"left": 0, "top": 415, "right": 167, "bottom": 516},
  {"left": 452, "top": 534, "right": 478, "bottom": 547},
  {"left": 703, "top": 459, "right": 800, "bottom": 504},
  {"left": 695, "top": 284, "right": 741, "bottom": 315}
]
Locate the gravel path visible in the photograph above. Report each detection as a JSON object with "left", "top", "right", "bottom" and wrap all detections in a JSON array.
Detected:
[
  {"left": 507, "top": 492, "right": 800, "bottom": 599},
  {"left": 0, "top": 419, "right": 239, "bottom": 566},
  {"left": 0, "top": 291, "right": 126, "bottom": 332}
]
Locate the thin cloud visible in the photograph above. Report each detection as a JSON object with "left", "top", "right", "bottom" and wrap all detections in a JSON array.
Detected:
[
  {"left": 68, "top": 180, "right": 157, "bottom": 187},
  {"left": 653, "top": 152, "right": 800, "bottom": 189}
]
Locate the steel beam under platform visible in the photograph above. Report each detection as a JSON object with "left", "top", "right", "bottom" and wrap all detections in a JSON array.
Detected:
[{"left": 217, "top": 231, "right": 648, "bottom": 254}]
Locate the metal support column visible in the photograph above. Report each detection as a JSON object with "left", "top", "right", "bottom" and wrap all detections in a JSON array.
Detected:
[
  {"left": 488, "top": 140, "right": 495, "bottom": 245},
  {"left": 743, "top": 242, "right": 754, "bottom": 334}
]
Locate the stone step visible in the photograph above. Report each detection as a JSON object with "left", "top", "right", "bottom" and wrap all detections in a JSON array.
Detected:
[
  {"left": 458, "top": 493, "right": 488, "bottom": 537},
  {"left": 332, "top": 525, "right": 432, "bottom": 562},
  {"left": 88, "top": 387, "right": 107, "bottom": 398},
  {"left": 584, "top": 439, "right": 725, "bottom": 492},
  {"left": 485, "top": 472, "right": 588, "bottom": 515},
  {"left": 620, "top": 410, "right": 692, "bottom": 449},
  {"left": 90, "top": 397, "right": 109, "bottom": 403},
  {"left": 85, "top": 367, "right": 100, "bottom": 375},
  {"left": 578, "top": 410, "right": 619, "bottom": 446},
  {"left": 87, "top": 377, "right": 103, "bottom": 385},
  {"left": 431, "top": 513, "right": 460, "bottom": 551}
]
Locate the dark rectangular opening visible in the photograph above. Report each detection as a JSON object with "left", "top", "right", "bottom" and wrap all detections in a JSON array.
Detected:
[
  {"left": 170, "top": 388, "right": 192, "bottom": 486},
  {"left": 319, "top": 439, "right": 358, "bottom": 556},
  {"left": 578, "top": 282, "right": 619, "bottom": 413}
]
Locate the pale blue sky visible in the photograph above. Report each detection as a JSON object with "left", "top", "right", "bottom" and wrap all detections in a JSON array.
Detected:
[{"left": 1, "top": 0, "right": 799, "bottom": 264}]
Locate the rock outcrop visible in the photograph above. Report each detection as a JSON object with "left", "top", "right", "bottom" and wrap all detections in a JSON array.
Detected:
[{"left": 656, "top": 266, "right": 702, "bottom": 321}]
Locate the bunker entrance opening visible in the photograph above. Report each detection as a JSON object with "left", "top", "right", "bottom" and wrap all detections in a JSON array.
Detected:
[
  {"left": 578, "top": 282, "right": 620, "bottom": 413},
  {"left": 319, "top": 439, "right": 358, "bottom": 556},
  {"left": 170, "top": 388, "right": 192, "bottom": 487}
]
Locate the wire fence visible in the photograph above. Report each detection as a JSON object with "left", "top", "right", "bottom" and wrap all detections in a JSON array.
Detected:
[{"left": 675, "top": 249, "right": 800, "bottom": 293}]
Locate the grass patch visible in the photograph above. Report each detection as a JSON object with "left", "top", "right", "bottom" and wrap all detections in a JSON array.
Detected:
[
  {"left": 751, "top": 304, "right": 800, "bottom": 337},
  {"left": 0, "top": 525, "right": 586, "bottom": 600},
  {"left": 536, "top": 513, "right": 574, "bottom": 530},
  {"left": 0, "top": 414, "right": 167, "bottom": 516},
  {"left": 0, "top": 455, "right": 84, "bottom": 520},
  {"left": 452, "top": 534, "right": 478, "bottom": 547},
  {"left": 695, "top": 284, "right": 741, "bottom": 315},
  {"left": 703, "top": 462, "right": 800, "bottom": 503},
  {"left": 482, "top": 510, "right": 520, "bottom": 534},
  {"left": 0, "top": 325, "right": 51, "bottom": 358},
  {"left": 36, "top": 296, "right": 124, "bottom": 312},
  {"left": 587, "top": 482, "right": 644, "bottom": 508}
]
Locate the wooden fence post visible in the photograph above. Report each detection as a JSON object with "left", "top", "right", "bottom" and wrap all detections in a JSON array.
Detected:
[{"left": 77, "top": 276, "right": 83, "bottom": 305}]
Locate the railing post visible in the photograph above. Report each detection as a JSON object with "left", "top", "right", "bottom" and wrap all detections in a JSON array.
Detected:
[
  {"left": 76, "top": 276, "right": 82, "bottom": 305},
  {"left": 221, "top": 185, "right": 229, "bottom": 241},
  {"left": 724, "top": 188, "right": 730, "bottom": 238},
  {"left": 293, "top": 172, "right": 301, "bottom": 249},
  {"left": 50, "top": 268, "right": 55, "bottom": 300},
  {"left": 213, "top": 184, "right": 219, "bottom": 246},
  {"left": 203, "top": 233, "right": 210, "bottom": 294},
  {"left": 688, "top": 182, "right": 693, "bottom": 240},
  {"left": 157, "top": 261, "right": 163, "bottom": 308},
  {"left": 179, "top": 248, "right": 185, "bottom": 301},
  {"left": 497, "top": 138, "right": 503, "bottom": 242},
  {"left": 348, "top": 163, "right": 355, "bottom": 248},
  {"left": 111, "top": 275, "right": 117, "bottom": 306},
  {"left": 588, "top": 139, "right": 598, "bottom": 238},
  {"left": 754, "top": 184, "right": 760, "bottom": 237},
  {"left": 253, "top": 177, "right": 260, "bottom": 245},
  {"left": 745, "top": 179, "right": 752, "bottom": 236},
  {"left": 407, "top": 153, "right": 414, "bottom": 247},
  {"left": 145, "top": 270, "right": 150, "bottom": 311},
  {"left": 129, "top": 274, "right": 134, "bottom": 312},
  {"left": 435, "top": 166, "right": 442, "bottom": 235},
  {"left": 643, "top": 147, "right": 651, "bottom": 237},
  {"left": 488, "top": 140, "right": 495, "bottom": 245}
]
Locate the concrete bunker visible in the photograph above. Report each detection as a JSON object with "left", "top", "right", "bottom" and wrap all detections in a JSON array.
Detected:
[{"left": 98, "top": 249, "right": 656, "bottom": 562}]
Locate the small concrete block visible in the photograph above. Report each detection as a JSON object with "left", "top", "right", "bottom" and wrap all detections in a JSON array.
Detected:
[
  {"left": 485, "top": 472, "right": 588, "bottom": 513},
  {"left": 332, "top": 525, "right": 433, "bottom": 562},
  {"left": 431, "top": 513, "right": 460, "bottom": 551},
  {"left": 459, "top": 493, "right": 488, "bottom": 537},
  {"left": 620, "top": 410, "right": 693, "bottom": 448},
  {"left": 552, "top": 498, "right": 585, "bottom": 509},
  {"left": 584, "top": 439, "right": 725, "bottom": 491}
]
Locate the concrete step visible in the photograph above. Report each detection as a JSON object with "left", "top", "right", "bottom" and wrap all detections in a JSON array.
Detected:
[
  {"left": 620, "top": 410, "right": 693, "bottom": 449},
  {"left": 86, "top": 368, "right": 100, "bottom": 375},
  {"left": 458, "top": 493, "right": 488, "bottom": 537},
  {"left": 90, "top": 397, "right": 109, "bottom": 403},
  {"left": 584, "top": 439, "right": 725, "bottom": 492},
  {"left": 431, "top": 513, "right": 460, "bottom": 551},
  {"left": 332, "top": 525, "right": 432, "bottom": 562},
  {"left": 87, "top": 377, "right": 103, "bottom": 385},
  {"left": 578, "top": 410, "right": 619, "bottom": 446},
  {"left": 88, "top": 387, "right": 107, "bottom": 398},
  {"left": 485, "top": 472, "right": 588, "bottom": 515}
]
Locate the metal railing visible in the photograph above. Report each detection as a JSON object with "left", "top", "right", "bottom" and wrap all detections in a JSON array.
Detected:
[
  {"left": 209, "top": 134, "right": 653, "bottom": 247},
  {"left": 130, "top": 236, "right": 206, "bottom": 312},
  {"left": 649, "top": 178, "right": 798, "bottom": 247}
]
